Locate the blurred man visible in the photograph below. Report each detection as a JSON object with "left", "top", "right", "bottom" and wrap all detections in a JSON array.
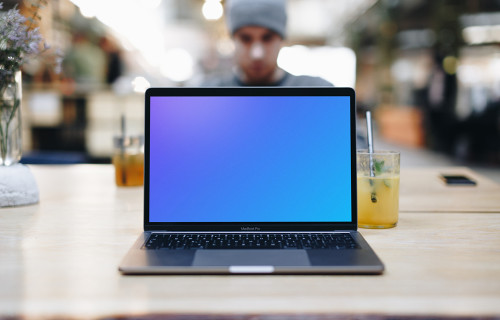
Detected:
[
  {"left": 202, "top": 0, "right": 331, "bottom": 86},
  {"left": 199, "top": 0, "right": 370, "bottom": 147}
]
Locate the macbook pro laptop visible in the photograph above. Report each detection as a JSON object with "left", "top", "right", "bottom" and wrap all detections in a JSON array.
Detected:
[{"left": 119, "top": 87, "right": 384, "bottom": 274}]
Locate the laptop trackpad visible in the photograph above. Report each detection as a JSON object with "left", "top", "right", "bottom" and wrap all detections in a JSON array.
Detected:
[{"left": 193, "top": 249, "right": 311, "bottom": 266}]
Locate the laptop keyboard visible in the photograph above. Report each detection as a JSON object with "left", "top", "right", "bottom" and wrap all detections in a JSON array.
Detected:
[{"left": 144, "top": 233, "right": 359, "bottom": 250}]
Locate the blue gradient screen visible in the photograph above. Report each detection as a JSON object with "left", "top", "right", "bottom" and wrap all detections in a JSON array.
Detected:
[{"left": 149, "top": 96, "right": 352, "bottom": 223}]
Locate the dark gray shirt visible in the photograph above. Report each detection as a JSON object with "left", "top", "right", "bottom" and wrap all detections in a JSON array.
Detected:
[
  {"left": 198, "top": 71, "right": 367, "bottom": 148},
  {"left": 200, "top": 71, "right": 333, "bottom": 87}
]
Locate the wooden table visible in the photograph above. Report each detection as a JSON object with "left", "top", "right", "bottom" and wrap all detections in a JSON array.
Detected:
[
  {"left": 1, "top": 165, "right": 499, "bottom": 319},
  {"left": 399, "top": 166, "right": 500, "bottom": 213}
]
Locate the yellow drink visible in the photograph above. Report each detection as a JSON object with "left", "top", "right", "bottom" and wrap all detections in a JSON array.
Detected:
[
  {"left": 113, "top": 153, "right": 144, "bottom": 187},
  {"left": 357, "top": 175, "right": 399, "bottom": 228}
]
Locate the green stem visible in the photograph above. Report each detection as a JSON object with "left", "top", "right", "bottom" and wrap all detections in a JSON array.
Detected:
[
  {"left": 0, "top": 108, "right": 7, "bottom": 162},
  {"left": 0, "top": 86, "right": 7, "bottom": 162},
  {"left": 27, "top": 1, "right": 43, "bottom": 31},
  {"left": 0, "top": 116, "right": 5, "bottom": 162},
  {"left": 0, "top": 81, "right": 20, "bottom": 163}
]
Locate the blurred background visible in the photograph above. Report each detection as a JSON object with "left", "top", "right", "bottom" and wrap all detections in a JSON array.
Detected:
[{"left": 1, "top": 0, "right": 499, "bottom": 176}]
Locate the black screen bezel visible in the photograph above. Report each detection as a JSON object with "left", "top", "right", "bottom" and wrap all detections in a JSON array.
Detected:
[{"left": 144, "top": 87, "right": 358, "bottom": 231}]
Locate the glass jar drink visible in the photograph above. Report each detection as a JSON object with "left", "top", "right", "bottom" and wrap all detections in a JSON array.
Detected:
[
  {"left": 113, "top": 135, "right": 144, "bottom": 187},
  {"left": 357, "top": 150, "right": 400, "bottom": 229}
]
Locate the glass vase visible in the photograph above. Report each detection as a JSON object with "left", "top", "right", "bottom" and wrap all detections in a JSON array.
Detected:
[{"left": 0, "top": 71, "right": 22, "bottom": 166}]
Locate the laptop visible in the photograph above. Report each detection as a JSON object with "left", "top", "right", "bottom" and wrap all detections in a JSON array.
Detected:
[{"left": 119, "top": 87, "right": 384, "bottom": 274}]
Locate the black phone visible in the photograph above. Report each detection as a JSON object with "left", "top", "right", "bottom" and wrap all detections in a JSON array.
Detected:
[{"left": 440, "top": 174, "right": 477, "bottom": 186}]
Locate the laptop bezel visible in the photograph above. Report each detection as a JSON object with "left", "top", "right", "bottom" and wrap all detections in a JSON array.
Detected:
[{"left": 144, "top": 87, "right": 358, "bottom": 232}]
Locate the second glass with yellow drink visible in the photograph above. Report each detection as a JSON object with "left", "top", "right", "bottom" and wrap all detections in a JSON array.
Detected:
[{"left": 113, "top": 135, "right": 144, "bottom": 187}]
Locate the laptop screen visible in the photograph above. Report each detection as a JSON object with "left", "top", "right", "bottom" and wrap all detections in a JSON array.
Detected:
[{"left": 146, "top": 88, "right": 356, "bottom": 228}]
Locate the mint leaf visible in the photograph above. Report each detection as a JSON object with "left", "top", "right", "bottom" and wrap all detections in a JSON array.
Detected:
[{"left": 374, "top": 160, "right": 385, "bottom": 175}]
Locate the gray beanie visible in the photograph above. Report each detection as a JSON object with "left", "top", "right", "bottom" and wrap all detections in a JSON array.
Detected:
[{"left": 226, "top": 0, "right": 287, "bottom": 39}]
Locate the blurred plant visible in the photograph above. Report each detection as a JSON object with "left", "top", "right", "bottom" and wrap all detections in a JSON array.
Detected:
[{"left": 0, "top": 0, "right": 61, "bottom": 163}]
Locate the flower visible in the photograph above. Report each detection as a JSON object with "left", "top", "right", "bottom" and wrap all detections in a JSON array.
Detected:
[
  {"left": 0, "top": 0, "right": 57, "bottom": 164},
  {"left": 0, "top": 2, "right": 45, "bottom": 87}
]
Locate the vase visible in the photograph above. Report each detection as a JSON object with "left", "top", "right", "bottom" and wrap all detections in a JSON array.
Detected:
[
  {"left": 0, "top": 71, "right": 38, "bottom": 207},
  {"left": 0, "top": 71, "right": 22, "bottom": 166}
]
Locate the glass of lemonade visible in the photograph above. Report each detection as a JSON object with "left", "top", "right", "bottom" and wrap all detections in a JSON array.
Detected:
[
  {"left": 113, "top": 135, "right": 144, "bottom": 187},
  {"left": 357, "top": 150, "right": 400, "bottom": 229}
]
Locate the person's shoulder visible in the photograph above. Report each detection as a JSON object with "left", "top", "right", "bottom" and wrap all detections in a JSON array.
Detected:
[
  {"left": 281, "top": 73, "right": 333, "bottom": 87},
  {"left": 197, "top": 74, "right": 239, "bottom": 87}
]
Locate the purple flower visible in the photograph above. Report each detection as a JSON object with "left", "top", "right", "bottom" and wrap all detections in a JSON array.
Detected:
[{"left": 0, "top": 1, "right": 61, "bottom": 89}]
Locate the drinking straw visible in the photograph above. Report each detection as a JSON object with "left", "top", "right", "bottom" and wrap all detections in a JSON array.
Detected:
[
  {"left": 366, "top": 111, "right": 377, "bottom": 203},
  {"left": 366, "top": 111, "right": 375, "bottom": 177},
  {"left": 120, "top": 114, "right": 127, "bottom": 185}
]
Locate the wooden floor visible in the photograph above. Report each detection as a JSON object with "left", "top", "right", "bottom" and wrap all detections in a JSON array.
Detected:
[{"left": 1, "top": 314, "right": 498, "bottom": 320}]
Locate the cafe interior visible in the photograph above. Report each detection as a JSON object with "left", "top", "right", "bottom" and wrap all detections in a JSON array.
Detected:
[
  {"left": 1, "top": 0, "right": 500, "bottom": 319},
  {"left": 2, "top": 0, "right": 497, "bottom": 173}
]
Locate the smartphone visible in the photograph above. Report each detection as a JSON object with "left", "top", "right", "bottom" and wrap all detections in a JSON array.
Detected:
[{"left": 440, "top": 174, "right": 477, "bottom": 186}]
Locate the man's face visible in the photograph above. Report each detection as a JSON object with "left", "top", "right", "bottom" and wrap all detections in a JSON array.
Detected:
[{"left": 233, "top": 26, "right": 283, "bottom": 85}]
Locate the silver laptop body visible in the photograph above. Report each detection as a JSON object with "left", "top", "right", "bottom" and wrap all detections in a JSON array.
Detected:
[{"left": 119, "top": 87, "right": 384, "bottom": 274}]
